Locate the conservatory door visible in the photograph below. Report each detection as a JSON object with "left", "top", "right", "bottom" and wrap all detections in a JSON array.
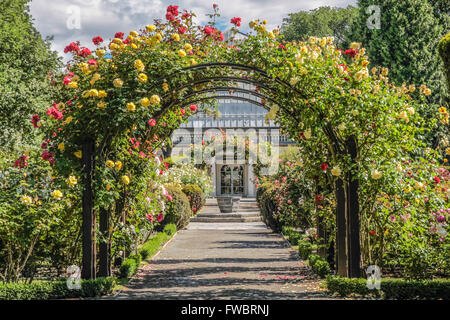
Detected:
[{"left": 220, "top": 165, "right": 244, "bottom": 195}]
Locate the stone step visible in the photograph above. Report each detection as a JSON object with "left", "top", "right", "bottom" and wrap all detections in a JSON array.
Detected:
[
  {"left": 196, "top": 212, "right": 260, "bottom": 218},
  {"left": 190, "top": 216, "right": 262, "bottom": 223}
]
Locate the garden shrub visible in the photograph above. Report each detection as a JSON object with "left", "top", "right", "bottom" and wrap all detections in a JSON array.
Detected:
[
  {"left": 162, "top": 185, "right": 192, "bottom": 230},
  {"left": 181, "top": 184, "right": 205, "bottom": 214},
  {"left": 257, "top": 183, "right": 283, "bottom": 232},
  {"left": 139, "top": 232, "right": 169, "bottom": 260},
  {"left": 311, "top": 259, "right": 331, "bottom": 278},
  {"left": 326, "top": 276, "right": 450, "bottom": 299},
  {"left": 119, "top": 254, "right": 141, "bottom": 279},
  {"left": 0, "top": 277, "right": 116, "bottom": 300},
  {"left": 298, "top": 240, "right": 313, "bottom": 260},
  {"left": 439, "top": 32, "right": 450, "bottom": 89},
  {"left": 163, "top": 223, "right": 177, "bottom": 236}
]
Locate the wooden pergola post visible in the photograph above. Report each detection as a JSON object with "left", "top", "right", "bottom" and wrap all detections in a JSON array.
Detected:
[
  {"left": 98, "top": 207, "right": 111, "bottom": 277},
  {"left": 81, "top": 137, "right": 96, "bottom": 279}
]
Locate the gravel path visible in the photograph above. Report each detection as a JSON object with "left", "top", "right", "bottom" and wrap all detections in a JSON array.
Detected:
[{"left": 106, "top": 210, "right": 334, "bottom": 300}]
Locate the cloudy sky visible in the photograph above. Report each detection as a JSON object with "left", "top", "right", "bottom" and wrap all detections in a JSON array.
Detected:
[{"left": 29, "top": 0, "right": 357, "bottom": 60}]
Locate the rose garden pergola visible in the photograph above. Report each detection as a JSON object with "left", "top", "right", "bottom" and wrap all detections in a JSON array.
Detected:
[{"left": 37, "top": 5, "right": 438, "bottom": 280}]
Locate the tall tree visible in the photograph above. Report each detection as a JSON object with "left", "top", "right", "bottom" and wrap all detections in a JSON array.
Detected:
[
  {"left": 348, "top": 0, "right": 447, "bottom": 105},
  {"left": 0, "top": 0, "right": 61, "bottom": 150},
  {"left": 281, "top": 6, "right": 358, "bottom": 48}
]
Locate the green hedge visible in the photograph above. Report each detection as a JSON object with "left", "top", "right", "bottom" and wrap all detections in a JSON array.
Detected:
[
  {"left": 162, "top": 185, "right": 192, "bottom": 230},
  {"left": 326, "top": 276, "right": 450, "bottom": 299},
  {"left": 182, "top": 184, "right": 205, "bottom": 214},
  {"left": 120, "top": 224, "right": 177, "bottom": 279},
  {"left": 308, "top": 254, "right": 330, "bottom": 279},
  {"left": 256, "top": 182, "right": 282, "bottom": 232},
  {"left": 0, "top": 277, "right": 116, "bottom": 300},
  {"left": 298, "top": 240, "right": 313, "bottom": 260},
  {"left": 439, "top": 32, "right": 450, "bottom": 90}
]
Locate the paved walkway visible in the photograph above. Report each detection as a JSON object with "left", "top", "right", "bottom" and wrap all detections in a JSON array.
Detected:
[{"left": 107, "top": 199, "right": 332, "bottom": 300}]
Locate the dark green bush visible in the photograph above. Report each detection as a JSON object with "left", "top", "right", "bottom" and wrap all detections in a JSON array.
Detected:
[
  {"left": 298, "top": 240, "right": 313, "bottom": 260},
  {"left": 311, "top": 259, "right": 331, "bottom": 278},
  {"left": 162, "top": 185, "right": 192, "bottom": 230},
  {"left": 163, "top": 223, "right": 177, "bottom": 236},
  {"left": 119, "top": 257, "right": 138, "bottom": 279},
  {"left": 439, "top": 32, "right": 450, "bottom": 90},
  {"left": 308, "top": 254, "right": 321, "bottom": 266},
  {"left": 0, "top": 277, "right": 116, "bottom": 300},
  {"left": 257, "top": 183, "right": 282, "bottom": 232},
  {"left": 326, "top": 276, "right": 450, "bottom": 299},
  {"left": 288, "top": 232, "right": 301, "bottom": 245},
  {"left": 182, "top": 184, "right": 205, "bottom": 214}
]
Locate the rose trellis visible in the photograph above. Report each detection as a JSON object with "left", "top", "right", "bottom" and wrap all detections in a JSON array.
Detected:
[{"left": 33, "top": 5, "right": 446, "bottom": 279}]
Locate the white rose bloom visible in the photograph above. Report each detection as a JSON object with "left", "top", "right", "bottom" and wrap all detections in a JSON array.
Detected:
[
  {"left": 371, "top": 169, "right": 382, "bottom": 180},
  {"left": 406, "top": 107, "right": 415, "bottom": 115},
  {"left": 331, "top": 166, "right": 342, "bottom": 177},
  {"left": 399, "top": 111, "right": 408, "bottom": 120},
  {"left": 304, "top": 128, "right": 311, "bottom": 139},
  {"left": 338, "top": 123, "right": 346, "bottom": 131}
]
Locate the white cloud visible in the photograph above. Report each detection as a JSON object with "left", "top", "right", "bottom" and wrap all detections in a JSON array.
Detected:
[{"left": 29, "top": 0, "right": 357, "bottom": 60}]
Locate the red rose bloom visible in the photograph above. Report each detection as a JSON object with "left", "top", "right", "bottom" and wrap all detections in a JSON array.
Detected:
[
  {"left": 156, "top": 213, "right": 164, "bottom": 223},
  {"left": 203, "top": 26, "right": 215, "bottom": 35},
  {"left": 369, "top": 231, "right": 376, "bottom": 236},
  {"left": 114, "top": 32, "right": 124, "bottom": 39},
  {"left": 320, "top": 163, "right": 329, "bottom": 171},
  {"left": 31, "top": 114, "right": 41, "bottom": 128},
  {"left": 189, "top": 104, "right": 198, "bottom": 112},
  {"left": 434, "top": 176, "right": 440, "bottom": 184},
  {"left": 14, "top": 155, "right": 28, "bottom": 169},
  {"left": 231, "top": 17, "right": 242, "bottom": 27},
  {"left": 64, "top": 42, "right": 80, "bottom": 54},
  {"left": 315, "top": 194, "right": 323, "bottom": 205},
  {"left": 344, "top": 48, "right": 357, "bottom": 59},
  {"left": 63, "top": 76, "right": 72, "bottom": 85},
  {"left": 92, "top": 36, "right": 103, "bottom": 45},
  {"left": 167, "top": 5, "right": 179, "bottom": 16},
  {"left": 181, "top": 12, "right": 190, "bottom": 20},
  {"left": 87, "top": 59, "right": 97, "bottom": 65},
  {"left": 178, "top": 27, "right": 187, "bottom": 34},
  {"left": 145, "top": 214, "right": 154, "bottom": 223},
  {"left": 79, "top": 47, "right": 92, "bottom": 57},
  {"left": 148, "top": 119, "right": 156, "bottom": 127}
]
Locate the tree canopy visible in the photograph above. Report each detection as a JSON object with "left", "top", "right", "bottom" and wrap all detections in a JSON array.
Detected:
[{"left": 0, "top": 0, "right": 61, "bottom": 150}]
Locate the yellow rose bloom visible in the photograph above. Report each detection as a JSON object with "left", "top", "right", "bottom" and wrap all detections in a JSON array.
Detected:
[
  {"left": 131, "top": 43, "right": 138, "bottom": 49},
  {"left": 52, "top": 190, "right": 63, "bottom": 199},
  {"left": 113, "top": 78, "right": 124, "bottom": 88},
  {"left": 371, "top": 169, "right": 382, "bottom": 180},
  {"left": 106, "top": 184, "right": 111, "bottom": 191},
  {"left": 184, "top": 43, "right": 193, "bottom": 52},
  {"left": 96, "top": 49, "right": 105, "bottom": 57},
  {"left": 97, "top": 101, "right": 106, "bottom": 108},
  {"left": 178, "top": 49, "right": 186, "bottom": 57},
  {"left": 121, "top": 175, "right": 130, "bottom": 185},
  {"left": 98, "top": 90, "right": 107, "bottom": 98},
  {"left": 74, "top": 151, "right": 82, "bottom": 159},
  {"left": 155, "top": 33, "right": 163, "bottom": 42},
  {"left": 130, "top": 30, "right": 139, "bottom": 37},
  {"left": 171, "top": 34, "right": 180, "bottom": 42},
  {"left": 134, "top": 59, "right": 145, "bottom": 72},
  {"left": 64, "top": 116, "right": 73, "bottom": 125},
  {"left": 115, "top": 161, "right": 123, "bottom": 171},
  {"left": 67, "top": 176, "right": 77, "bottom": 187},
  {"left": 106, "top": 160, "right": 115, "bottom": 168},
  {"left": 109, "top": 43, "right": 120, "bottom": 51},
  {"left": 150, "top": 95, "right": 161, "bottom": 105},
  {"left": 88, "top": 89, "right": 99, "bottom": 97},
  {"left": 162, "top": 83, "right": 169, "bottom": 92},
  {"left": 446, "top": 147, "right": 450, "bottom": 155},
  {"left": 138, "top": 73, "right": 148, "bottom": 83},
  {"left": 146, "top": 25, "right": 156, "bottom": 32},
  {"left": 190, "top": 58, "right": 197, "bottom": 65},
  {"left": 126, "top": 102, "right": 136, "bottom": 112},
  {"left": 21, "top": 195, "right": 33, "bottom": 205},
  {"left": 58, "top": 143, "right": 65, "bottom": 151},
  {"left": 140, "top": 97, "right": 150, "bottom": 107},
  {"left": 67, "top": 82, "right": 78, "bottom": 88}
]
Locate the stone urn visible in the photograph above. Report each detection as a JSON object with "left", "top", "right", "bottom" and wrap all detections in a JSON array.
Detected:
[{"left": 217, "top": 196, "right": 241, "bottom": 213}]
